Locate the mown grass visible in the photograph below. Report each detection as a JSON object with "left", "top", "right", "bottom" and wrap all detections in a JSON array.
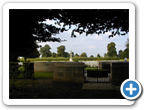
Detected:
[
  {"left": 16, "top": 72, "right": 53, "bottom": 79},
  {"left": 34, "top": 72, "right": 53, "bottom": 79},
  {"left": 86, "top": 68, "right": 109, "bottom": 71},
  {"left": 9, "top": 79, "right": 124, "bottom": 99},
  {"left": 9, "top": 72, "right": 124, "bottom": 99}
]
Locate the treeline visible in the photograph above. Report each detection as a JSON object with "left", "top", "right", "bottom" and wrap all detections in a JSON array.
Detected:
[
  {"left": 39, "top": 38, "right": 129, "bottom": 59},
  {"left": 39, "top": 45, "right": 90, "bottom": 58},
  {"left": 104, "top": 38, "right": 129, "bottom": 59},
  {"left": 39, "top": 44, "right": 102, "bottom": 58}
]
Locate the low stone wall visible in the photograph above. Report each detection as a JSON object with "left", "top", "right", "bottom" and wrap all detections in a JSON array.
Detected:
[
  {"left": 34, "top": 62, "right": 55, "bottom": 72},
  {"left": 99, "top": 61, "right": 128, "bottom": 72},
  {"left": 99, "top": 61, "right": 110, "bottom": 72},
  {"left": 34, "top": 61, "right": 129, "bottom": 84},
  {"left": 53, "top": 62, "right": 85, "bottom": 83},
  {"left": 110, "top": 61, "right": 129, "bottom": 85}
]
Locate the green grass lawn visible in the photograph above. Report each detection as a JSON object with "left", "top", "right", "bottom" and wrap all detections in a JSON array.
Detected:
[
  {"left": 16, "top": 72, "right": 53, "bottom": 79},
  {"left": 9, "top": 78, "right": 124, "bottom": 99},
  {"left": 9, "top": 71, "right": 124, "bottom": 99},
  {"left": 34, "top": 72, "right": 53, "bottom": 79},
  {"left": 86, "top": 67, "right": 108, "bottom": 71},
  {"left": 9, "top": 70, "right": 124, "bottom": 99}
]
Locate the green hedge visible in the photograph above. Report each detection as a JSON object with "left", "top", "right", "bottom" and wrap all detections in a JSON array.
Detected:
[
  {"left": 86, "top": 68, "right": 109, "bottom": 77},
  {"left": 19, "top": 57, "right": 120, "bottom": 62},
  {"left": 9, "top": 62, "right": 34, "bottom": 79},
  {"left": 9, "top": 62, "right": 20, "bottom": 79}
]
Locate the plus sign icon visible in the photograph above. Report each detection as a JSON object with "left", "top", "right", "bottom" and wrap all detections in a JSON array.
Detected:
[{"left": 121, "top": 79, "right": 142, "bottom": 100}]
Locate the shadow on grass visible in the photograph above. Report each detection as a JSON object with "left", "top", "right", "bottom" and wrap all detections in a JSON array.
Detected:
[{"left": 9, "top": 79, "right": 124, "bottom": 99}]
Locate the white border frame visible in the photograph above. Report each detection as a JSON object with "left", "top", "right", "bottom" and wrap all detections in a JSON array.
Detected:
[{"left": 3, "top": 3, "right": 135, "bottom": 105}]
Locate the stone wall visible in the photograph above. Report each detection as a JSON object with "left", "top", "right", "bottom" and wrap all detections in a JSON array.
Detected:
[
  {"left": 34, "top": 61, "right": 129, "bottom": 84},
  {"left": 53, "top": 62, "right": 85, "bottom": 83},
  {"left": 99, "top": 61, "right": 111, "bottom": 72},
  {"left": 34, "top": 62, "right": 55, "bottom": 72},
  {"left": 110, "top": 61, "right": 129, "bottom": 85},
  {"left": 99, "top": 61, "right": 129, "bottom": 85}
]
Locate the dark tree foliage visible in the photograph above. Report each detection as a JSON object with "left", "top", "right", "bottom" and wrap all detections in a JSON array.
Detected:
[
  {"left": 107, "top": 42, "right": 117, "bottom": 57},
  {"left": 10, "top": 9, "right": 129, "bottom": 61}
]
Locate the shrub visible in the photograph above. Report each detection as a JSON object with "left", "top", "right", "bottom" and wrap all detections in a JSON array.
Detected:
[
  {"left": 18, "top": 66, "right": 25, "bottom": 73},
  {"left": 74, "top": 59, "right": 78, "bottom": 62},
  {"left": 9, "top": 63, "right": 20, "bottom": 79},
  {"left": 9, "top": 62, "right": 34, "bottom": 79},
  {"left": 22, "top": 63, "right": 34, "bottom": 79}
]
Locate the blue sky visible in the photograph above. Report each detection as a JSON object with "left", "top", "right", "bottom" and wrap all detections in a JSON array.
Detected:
[{"left": 37, "top": 19, "right": 129, "bottom": 57}]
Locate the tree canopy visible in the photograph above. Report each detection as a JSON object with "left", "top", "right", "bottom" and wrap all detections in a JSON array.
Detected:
[
  {"left": 107, "top": 42, "right": 117, "bottom": 57},
  {"left": 97, "top": 54, "right": 101, "bottom": 57},
  {"left": 75, "top": 53, "right": 79, "bottom": 57},
  {"left": 40, "top": 44, "right": 51, "bottom": 57},
  {"left": 90, "top": 55, "right": 94, "bottom": 58},
  {"left": 80, "top": 52, "right": 87, "bottom": 57},
  {"left": 119, "top": 39, "right": 129, "bottom": 58},
  {"left": 57, "top": 45, "right": 66, "bottom": 57},
  {"left": 10, "top": 9, "right": 129, "bottom": 61}
]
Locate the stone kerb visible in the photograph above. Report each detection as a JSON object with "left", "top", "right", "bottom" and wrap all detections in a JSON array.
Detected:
[
  {"left": 53, "top": 62, "right": 85, "bottom": 83},
  {"left": 110, "top": 61, "right": 129, "bottom": 85}
]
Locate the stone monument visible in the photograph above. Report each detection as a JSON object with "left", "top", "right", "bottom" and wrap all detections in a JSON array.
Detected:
[{"left": 69, "top": 50, "right": 73, "bottom": 62}]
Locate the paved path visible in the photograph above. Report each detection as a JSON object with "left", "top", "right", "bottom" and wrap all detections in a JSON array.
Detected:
[{"left": 82, "top": 83, "right": 120, "bottom": 90}]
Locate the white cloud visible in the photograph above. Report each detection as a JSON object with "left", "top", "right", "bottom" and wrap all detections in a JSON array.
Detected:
[{"left": 89, "top": 46, "right": 96, "bottom": 49}]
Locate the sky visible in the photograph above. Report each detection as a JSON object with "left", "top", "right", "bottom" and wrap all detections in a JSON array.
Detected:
[{"left": 37, "top": 19, "right": 129, "bottom": 57}]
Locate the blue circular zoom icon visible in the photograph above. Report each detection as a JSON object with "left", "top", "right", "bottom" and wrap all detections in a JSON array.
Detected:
[{"left": 121, "top": 79, "right": 142, "bottom": 100}]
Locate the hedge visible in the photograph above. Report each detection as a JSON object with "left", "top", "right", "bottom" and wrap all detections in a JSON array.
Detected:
[
  {"left": 9, "top": 62, "right": 34, "bottom": 79},
  {"left": 19, "top": 57, "right": 120, "bottom": 62}
]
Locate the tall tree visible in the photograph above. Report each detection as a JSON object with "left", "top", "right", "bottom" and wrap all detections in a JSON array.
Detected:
[
  {"left": 97, "top": 54, "right": 101, "bottom": 57},
  {"left": 51, "top": 52, "right": 56, "bottom": 57},
  {"left": 107, "top": 42, "right": 117, "bottom": 57},
  {"left": 75, "top": 53, "right": 79, "bottom": 57},
  {"left": 121, "top": 38, "right": 129, "bottom": 59},
  {"left": 57, "top": 45, "right": 66, "bottom": 57},
  {"left": 72, "top": 52, "right": 74, "bottom": 57},
  {"left": 104, "top": 53, "right": 107, "bottom": 57},
  {"left": 126, "top": 38, "right": 129, "bottom": 48},
  {"left": 80, "top": 52, "right": 87, "bottom": 57},
  {"left": 10, "top": 9, "right": 129, "bottom": 61},
  {"left": 90, "top": 55, "right": 94, "bottom": 58},
  {"left": 118, "top": 50, "right": 123, "bottom": 58},
  {"left": 40, "top": 44, "right": 51, "bottom": 57},
  {"left": 64, "top": 52, "right": 70, "bottom": 58}
]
